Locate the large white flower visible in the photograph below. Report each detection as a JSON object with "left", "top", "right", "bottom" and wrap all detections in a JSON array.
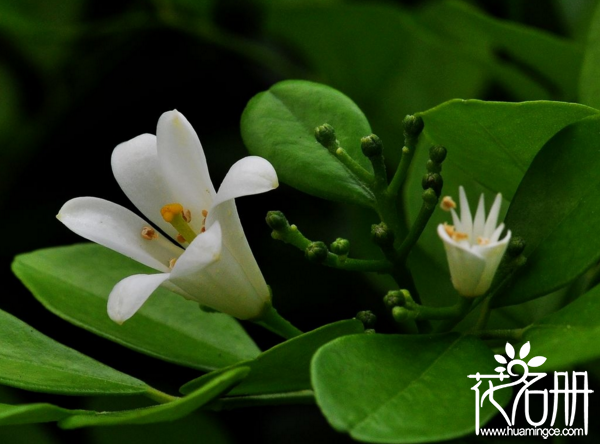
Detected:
[
  {"left": 57, "top": 110, "right": 278, "bottom": 323},
  {"left": 437, "top": 186, "right": 511, "bottom": 297}
]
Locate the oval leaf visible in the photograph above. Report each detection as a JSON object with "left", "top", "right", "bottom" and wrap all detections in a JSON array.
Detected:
[
  {"left": 505, "top": 342, "right": 515, "bottom": 359},
  {"left": 527, "top": 356, "right": 547, "bottom": 368},
  {"left": 494, "top": 354, "right": 507, "bottom": 364},
  {"left": 519, "top": 341, "right": 531, "bottom": 359},
  {"left": 312, "top": 334, "right": 511, "bottom": 443},
  {"left": 12, "top": 244, "right": 260, "bottom": 371},
  {"left": 0, "top": 309, "right": 147, "bottom": 395},
  {"left": 241, "top": 80, "right": 374, "bottom": 207}
]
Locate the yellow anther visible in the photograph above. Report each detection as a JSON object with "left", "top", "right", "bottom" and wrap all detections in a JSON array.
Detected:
[
  {"left": 183, "top": 209, "right": 192, "bottom": 223},
  {"left": 443, "top": 223, "right": 455, "bottom": 237},
  {"left": 141, "top": 226, "right": 158, "bottom": 240},
  {"left": 452, "top": 231, "right": 469, "bottom": 242},
  {"left": 176, "top": 234, "right": 186, "bottom": 243},
  {"left": 161, "top": 203, "right": 184, "bottom": 223},
  {"left": 201, "top": 209, "right": 208, "bottom": 218},
  {"left": 477, "top": 237, "right": 490, "bottom": 246},
  {"left": 201, "top": 227, "right": 206, "bottom": 233},
  {"left": 169, "top": 258, "right": 178, "bottom": 269},
  {"left": 440, "top": 196, "right": 456, "bottom": 212}
]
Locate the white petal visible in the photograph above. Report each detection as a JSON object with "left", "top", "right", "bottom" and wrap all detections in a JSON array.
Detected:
[
  {"left": 212, "top": 156, "right": 278, "bottom": 208},
  {"left": 111, "top": 134, "right": 182, "bottom": 242},
  {"left": 473, "top": 194, "right": 486, "bottom": 239},
  {"left": 490, "top": 223, "right": 505, "bottom": 243},
  {"left": 450, "top": 208, "right": 462, "bottom": 232},
  {"left": 57, "top": 197, "right": 183, "bottom": 272},
  {"left": 458, "top": 186, "right": 473, "bottom": 238},
  {"left": 107, "top": 273, "right": 170, "bottom": 324},
  {"left": 157, "top": 110, "right": 216, "bottom": 233},
  {"left": 471, "top": 230, "right": 511, "bottom": 295},
  {"left": 438, "top": 225, "right": 486, "bottom": 297},
  {"left": 484, "top": 193, "right": 503, "bottom": 238},
  {"left": 169, "top": 221, "right": 268, "bottom": 320}
]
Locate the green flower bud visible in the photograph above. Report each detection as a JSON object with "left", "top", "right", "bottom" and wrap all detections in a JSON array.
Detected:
[
  {"left": 315, "top": 123, "right": 338, "bottom": 151},
  {"left": 392, "top": 306, "right": 410, "bottom": 323},
  {"left": 361, "top": 134, "right": 384, "bottom": 158},
  {"left": 330, "top": 237, "right": 350, "bottom": 256},
  {"left": 383, "top": 291, "right": 404, "bottom": 309},
  {"left": 429, "top": 145, "right": 447, "bottom": 163},
  {"left": 265, "top": 210, "right": 289, "bottom": 231},
  {"left": 371, "top": 222, "right": 394, "bottom": 246},
  {"left": 426, "top": 159, "right": 442, "bottom": 174},
  {"left": 364, "top": 328, "right": 376, "bottom": 335},
  {"left": 421, "top": 172, "right": 443, "bottom": 195},
  {"left": 422, "top": 188, "right": 439, "bottom": 210},
  {"left": 305, "top": 241, "right": 328, "bottom": 263},
  {"left": 402, "top": 115, "right": 425, "bottom": 138},
  {"left": 356, "top": 310, "right": 377, "bottom": 329},
  {"left": 507, "top": 236, "right": 526, "bottom": 258}
]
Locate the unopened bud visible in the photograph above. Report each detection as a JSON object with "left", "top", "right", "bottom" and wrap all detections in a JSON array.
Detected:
[
  {"left": 507, "top": 236, "right": 526, "bottom": 258},
  {"left": 426, "top": 159, "right": 442, "bottom": 174},
  {"left": 361, "top": 134, "right": 384, "bottom": 158},
  {"left": 392, "top": 306, "right": 410, "bottom": 323},
  {"left": 422, "top": 188, "right": 439, "bottom": 209},
  {"left": 330, "top": 238, "right": 350, "bottom": 256},
  {"left": 266, "top": 211, "right": 289, "bottom": 231},
  {"left": 383, "top": 291, "right": 404, "bottom": 309},
  {"left": 429, "top": 145, "right": 447, "bottom": 163},
  {"left": 371, "top": 222, "right": 394, "bottom": 246},
  {"left": 421, "top": 172, "right": 443, "bottom": 195},
  {"left": 402, "top": 115, "right": 424, "bottom": 138},
  {"left": 305, "top": 241, "right": 328, "bottom": 263},
  {"left": 356, "top": 310, "right": 377, "bottom": 329},
  {"left": 364, "top": 329, "right": 376, "bottom": 335},
  {"left": 315, "top": 123, "right": 338, "bottom": 151}
]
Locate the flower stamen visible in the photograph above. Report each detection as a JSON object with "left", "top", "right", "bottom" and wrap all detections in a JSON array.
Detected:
[
  {"left": 477, "top": 236, "right": 490, "bottom": 246},
  {"left": 452, "top": 231, "right": 469, "bottom": 242},
  {"left": 141, "top": 226, "right": 158, "bottom": 240},
  {"left": 169, "top": 258, "right": 177, "bottom": 269},
  {"left": 161, "top": 203, "right": 197, "bottom": 243},
  {"left": 440, "top": 196, "right": 456, "bottom": 211}
]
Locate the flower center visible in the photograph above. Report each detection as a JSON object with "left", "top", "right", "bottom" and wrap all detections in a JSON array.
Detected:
[
  {"left": 161, "top": 203, "right": 198, "bottom": 243},
  {"left": 443, "top": 223, "right": 469, "bottom": 242}
]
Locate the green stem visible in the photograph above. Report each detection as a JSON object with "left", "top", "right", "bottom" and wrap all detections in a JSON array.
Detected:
[
  {"left": 145, "top": 387, "right": 179, "bottom": 404},
  {"left": 388, "top": 146, "right": 414, "bottom": 198},
  {"left": 469, "top": 328, "right": 525, "bottom": 341},
  {"left": 207, "top": 390, "right": 315, "bottom": 411},
  {"left": 413, "top": 299, "right": 473, "bottom": 321},
  {"left": 335, "top": 147, "right": 375, "bottom": 188},
  {"left": 369, "top": 155, "right": 388, "bottom": 193},
  {"left": 472, "top": 295, "right": 492, "bottom": 331},
  {"left": 254, "top": 306, "right": 303, "bottom": 339},
  {"left": 397, "top": 201, "right": 436, "bottom": 263},
  {"left": 433, "top": 298, "right": 473, "bottom": 332}
]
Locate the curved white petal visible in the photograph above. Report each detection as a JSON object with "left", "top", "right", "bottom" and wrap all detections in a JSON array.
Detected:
[
  {"left": 169, "top": 221, "right": 268, "bottom": 320},
  {"left": 57, "top": 197, "right": 183, "bottom": 272},
  {"left": 473, "top": 194, "right": 486, "bottom": 239},
  {"left": 484, "top": 193, "right": 503, "bottom": 239},
  {"left": 111, "top": 133, "right": 182, "bottom": 242},
  {"left": 472, "top": 230, "right": 511, "bottom": 295},
  {"left": 157, "top": 110, "right": 216, "bottom": 233},
  {"left": 212, "top": 156, "right": 278, "bottom": 208},
  {"left": 108, "top": 273, "right": 170, "bottom": 324},
  {"left": 458, "top": 186, "right": 473, "bottom": 238}
]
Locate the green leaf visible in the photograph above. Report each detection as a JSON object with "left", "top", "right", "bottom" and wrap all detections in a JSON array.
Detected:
[
  {"left": 12, "top": 244, "right": 260, "bottom": 371},
  {"left": 405, "top": 100, "right": 598, "bottom": 292},
  {"left": 0, "top": 308, "right": 147, "bottom": 396},
  {"left": 59, "top": 367, "right": 249, "bottom": 429},
  {"left": 181, "top": 319, "right": 364, "bottom": 396},
  {"left": 579, "top": 2, "right": 600, "bottom": 108},
  {"left": 520, "top": 284, "right": 600, "bottom": 370},
  {"left": 312, "top": 334, "right": 511, "bottom": 443},
  {"left": 0, "top": 403, "right": 86, "bottom": 426},
  {"left": 500, "top": 116, "right": 600, "bottom": 305},
  {"left": 241, "top": 80, "right": 374, "bottom": 207}
]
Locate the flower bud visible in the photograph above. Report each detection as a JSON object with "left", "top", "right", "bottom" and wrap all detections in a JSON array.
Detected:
[
  {"left": 371, "top": 222, "right": 394, "bottom": 246},
  {"left": 356, "top": 310, "right": 377, "bottom": 329},
  {"left": 402, "top": 115, "right": 424, "bottom": 138},
  {"left": 265, "top": 210, "right": 289, "bottom": 231},
  {"left": 315, "top": 123, "right": 338, "bottom": 151},
  {"left": 361, "top": 134, "right": 384, "bottom": 158},
  {"left": 426, "top": 159, "right": 442, "bottom": 174},
  {"left": 507, "top": 236, "right": 526, "bottom": 258},
  {"left": 305, "top": 241, "right": 328, "bottom": 263},
  {"left": 383, "top": 291, "right": 404, "bottom": 309},
  {"left": 421, "top": 172, "right": 443, "bottom": 195},
  {"left": 422, "top": 188, "right": 439, "bottom": 210},
  {"left": 392, "top": 306, "right": 410, "bottom": 323},
  {"left": 330, "top": 237, "right": 350, "bottom": 256},
  {"left": 364, "top": 328, "right": 376, "bottom": 335},
  {"left": 429, "top": 145, "right": 447, "bottom": 163}
]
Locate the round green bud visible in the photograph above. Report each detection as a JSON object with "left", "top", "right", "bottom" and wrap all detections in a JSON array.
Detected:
[
  {"left": 356, "top": 310, "right": 377, "bottom": 329},
  {"left": 422, "top": 188, "right": 439, "bottom": 209},
  {"left": 402, "top": 115, "right": 425, "bottom": 137},
  {"left": 364, "top": 329, "right": 376, "bottom": 335},
  {"left": 383, "top": 291, "right": 404, "bottom": 309},
  {"left": 265, "top": 211, "right": 289, "bottom": 231},
  {"left": 421, "top": 172, "right": 443, "bottom": 195},
  {"left": 392, "top": 306, "right": 410, "bottom": 323},
  {"left": 507, "top": 236, "right": 526, "bottom": 257},
  {"left": 371, "top": 222, "right": 394, "bottom": 246},
  {"left": 426, "top": 159, "right": 442, "bottom": 174},
  {"left": 305, "top": 241, "right": 329, "bottom": 263},
  {"left": 315, "top": 123, "right": 337, "bottom": 149},
  {"left": 330, "top": 237, "right": 350, "bottom": 256},
  {"left": 361, "top": 134, "right": 384, "bottom": 158},
  {"left": 429, "top": 145, "right": 447, "bottom": 163}
]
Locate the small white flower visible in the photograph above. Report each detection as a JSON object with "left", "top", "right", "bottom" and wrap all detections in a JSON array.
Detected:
[
  {"left": 437, "top": 186, "right": 511, "bottom": 297},
  {"left": 57, "top": 110, "right": 278, "bottom": 323}
]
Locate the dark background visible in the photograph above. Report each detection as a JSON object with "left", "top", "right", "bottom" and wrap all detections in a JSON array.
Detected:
[{"left": 1, "top": 0, "right": 597, "bottom": 442}]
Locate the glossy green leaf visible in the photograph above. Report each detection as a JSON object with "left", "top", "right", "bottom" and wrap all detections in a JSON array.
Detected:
[
  {"left": 405, "top": 100, "right": 598, "bottom": 291},
  {"left": 181, "top": 319, "right": 364, "bottom": 396},
  {"left": 579, "top": 2, "right": 600, "bottom": 108},
  {"left": 500, "top": 116, "right": 600, "bottom": 305},
  {"left": 520, "top": 284, "right": 600, "bottom": 370},
  {"left": 312, "top": 334, "right": 511, "bottom": 443},
  {"left": 59, "top": 367, "right": 249, "bottom": 429},
  {"left": 12, "top": 244, "right": 260, "bottom": 371},
  {"left": 0, "top": 403, "right": 87, "bottom": 426},
  {"left": 0, "top": 308, "right": 146, "bottom": 395},
  {"left": 241, "top": 80, "right": 374, "bottom": 207}
]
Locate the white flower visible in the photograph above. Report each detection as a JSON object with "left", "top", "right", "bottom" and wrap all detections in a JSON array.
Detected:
[
  {"left": 57, "top": 110, "right": 278, "bottom": 323},
  {"left": 437, "top": 186, "right": 511, "bottom": 297}
]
